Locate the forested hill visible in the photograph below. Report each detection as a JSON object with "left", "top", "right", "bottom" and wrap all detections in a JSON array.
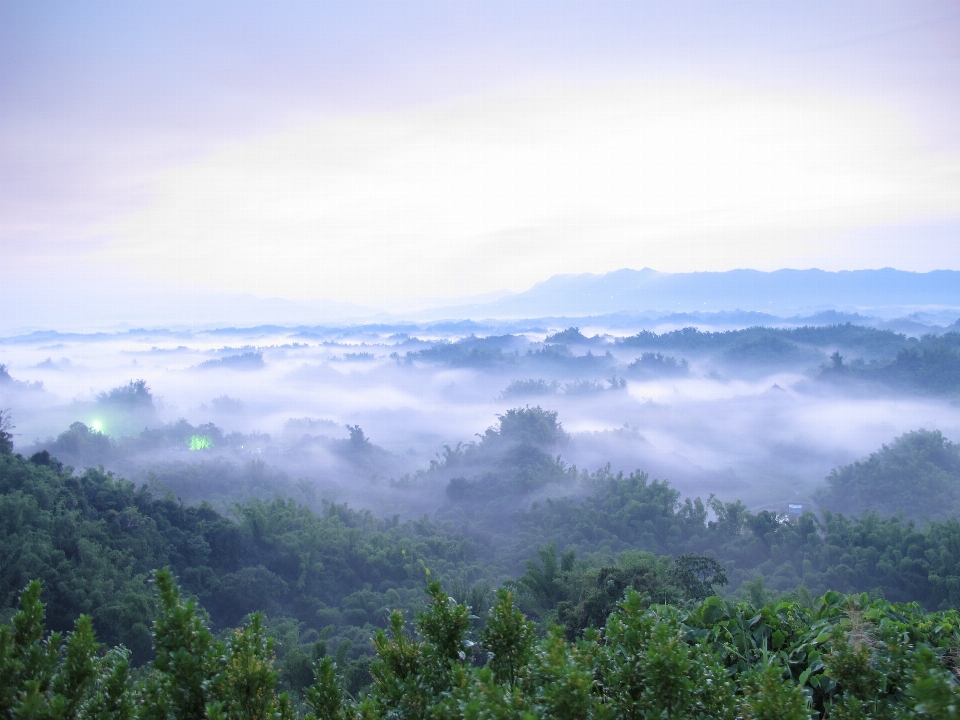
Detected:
[
  {"left": 815, "top": 429, "right": 960, "bottom": 520},
  {"left": 389, "top": 324, "right": 960, "bottom": 395},
  {"left": 8, "top": 447, "right": 960, "bottom": 717},
  {"left": 8, "top": 432, "right": 960, "bottom": 670}
]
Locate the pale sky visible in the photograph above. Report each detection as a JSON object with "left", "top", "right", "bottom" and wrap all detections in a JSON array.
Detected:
[{"left": 2, "top": 1, "right": 960, "bottom": 313}]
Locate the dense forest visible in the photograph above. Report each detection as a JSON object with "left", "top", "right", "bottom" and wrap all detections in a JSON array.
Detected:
[
  {"left": 6, "top": 400, "right": 960, "bottom": 715},
  {"left": 383, "top": 323, "right": 960, "bottom": 394},
  {"left": 3, "top": 319, "right": 960, "bottom": 716},
  {"left": 815, "top": 430, "right": 960, "bottom": 520},
  {"left": 7, "top": 568, "right": 960, "bottom": 719},
  {"left": 617, "top": 325, "right": 960, "bottom": 393}
]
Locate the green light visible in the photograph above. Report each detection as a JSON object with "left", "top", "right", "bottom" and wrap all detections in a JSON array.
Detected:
[
  {"left": 91, "top": 420, "right": 103, "bottom": 433},
  {"left": 188, "top": 435, "right": 212, "bottom": 451}
]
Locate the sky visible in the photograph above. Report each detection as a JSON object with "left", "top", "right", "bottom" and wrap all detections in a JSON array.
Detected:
[{"left": 2, "top": 0, "right": 960, "bottom": 321}]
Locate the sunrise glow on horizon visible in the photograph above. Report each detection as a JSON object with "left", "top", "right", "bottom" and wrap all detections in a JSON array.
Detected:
[{"left": 3, "top": 1, "right": 960, "bottom": 324}]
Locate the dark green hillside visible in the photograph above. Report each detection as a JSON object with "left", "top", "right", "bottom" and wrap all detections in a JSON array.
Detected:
[
  {"left": 615, "top": 324, "right": 912, "bottom": 375},
  {"left": 719, "top": 333, "right": 815, "bottom": 365},
  {"left": 34, "top": 417, "right": 404, "bottom": 508},
  {"left": 876, "top": 334, "right": 960, "bottom": 393},
  {"left": 814, "top": 430, "right": 960, "bottom": 519},
  {"left": 7, "top": 556, "right": 960, "bottom": 718},
  {"left": 14, "top": 419, "right": 960, "bottom": 666},
  {"left": 0, "top": 448, "right": 479, "bottom": 669},
  {"left": 786, "top": 323, "right": 913, "bottom": 358},
  {"left": 543, "top": 327, "right": 603, "bottom": 345},
  {"left": 613, "top": 324, "right": 960, "bottom": 393},
  {"left": 11, "top": 407, "right": 960, "bottom": 720},
  {"left": 503, "top": 466, "right": 960, "bottom": 610}
]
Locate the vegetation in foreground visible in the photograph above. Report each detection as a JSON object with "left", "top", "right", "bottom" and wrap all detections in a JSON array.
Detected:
[
  {"left": 6, "top": 404, "right": 960, "bottom": 715},
  {"left": 5, "top": 570, "right": 960, "bottom": 719},
  {"left": 9, "top": 416, "right": 960, "bottom": 685}
]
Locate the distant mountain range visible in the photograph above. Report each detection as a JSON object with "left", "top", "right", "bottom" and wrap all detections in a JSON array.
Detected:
[
  {"left": 426, "top": 268, "right": 960, "bottom": 319},
  {"left": 5, "top": 267, "right": 960, "bottom": 334}
]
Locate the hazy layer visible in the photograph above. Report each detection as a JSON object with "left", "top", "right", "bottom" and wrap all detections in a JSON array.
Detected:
[{"left": 2, "top": 322, "right": 958, "bottom": 515}]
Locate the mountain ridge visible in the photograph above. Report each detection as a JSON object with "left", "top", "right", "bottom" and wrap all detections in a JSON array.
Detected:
[{"left": 418, "top": 267, "right": 960, "bottom": 319}]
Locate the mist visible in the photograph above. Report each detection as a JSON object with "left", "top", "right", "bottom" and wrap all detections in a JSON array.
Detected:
[{"left": 3, "top": 317, "right": 959, "bottom": 521}]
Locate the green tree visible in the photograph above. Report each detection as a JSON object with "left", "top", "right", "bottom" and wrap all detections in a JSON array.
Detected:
[
  {"left": 304, "top": 657, "right": 346, "bottom": 720},
  {"left": 480, "top": 589, "right": 534, "bottom": 691},
  {"left": 0, "top": 409, "right": 12, "bottom": 454},
  {"left": 368, "top": 610, "right": 427, "bottom": 720},
  {"left": 531, "top": 625, "right": 601, "bottom": 720},
  {"left": 739, "top": 661, "right": 811, "bottom": 720},
  {"left": 140, "top": 569, "right": 215, "bottom": 720},
  {"left": 0, "top": 580, "right": 132, "bottom": 720},
  {"left": 671, "top": 554, "right": 728, "bottom": 602},
  {"left": 205, "top": 613, "right": 294, "bottom": 720},
  {"left": 603, "top": 591, "right": 734, "bottom": 719}
]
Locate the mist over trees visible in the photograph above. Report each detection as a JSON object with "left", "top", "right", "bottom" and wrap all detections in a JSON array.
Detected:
[
  {"left": 3, "top": 317, "right": 960, "bottom": 715},
  {"left": 7, "top": 429, "right": 960, "bottom": 716},
  {"left": 814, "top": 429, "right": 960, "bottom": 520}
]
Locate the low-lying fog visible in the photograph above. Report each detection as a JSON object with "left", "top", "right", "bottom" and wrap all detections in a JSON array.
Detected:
[{"left": 2, "top": 320, "right": 959, "bottom": 517}]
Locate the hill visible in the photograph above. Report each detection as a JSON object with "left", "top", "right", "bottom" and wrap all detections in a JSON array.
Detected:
[{"left": 439, "top": 267, "right": 960, "bottom": 318}]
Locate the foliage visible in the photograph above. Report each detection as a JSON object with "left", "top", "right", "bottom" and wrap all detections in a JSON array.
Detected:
[
  {"left": 617, "top": 324, "right": 911, "bottom": 361},
  {"left": 671, "top": 554, "right": 729, "bottom": 601},
  {"left": 9, "top": 574, "right": 960, "bottom": 718},
  {"left": 0, "top": 579, "right": 133, "bottom": 720},
  {"left": 43, "top": 421, "right": 119, "bottom": 466},
  {"left": 0, "top": 410, "right": 12, "bottom": 455},
  {"left": 13, "top": 420, "right": 960, "bottom": 711},
  {"left": 499, "top": 379, "right": 559, "bottom": 399},
  {"left": 814, "top": 429, "right": 960, "bottom": 520},
  {"left": 626, "top": 352, "right": 689, "bottom": 378},
  {"left": 97, "top": 380, "right": 154, "bottom": 409},
  {"left": 404, "top": 336, "right": 518, "bottom": 368},
  {"left": 720, "top": 333, "right": 814, "bottom": 366},
  {"left": 484, "top": 407, "right": 568, "bottom": 448},
  {"left": 603, "top": 593, "right": 735, "bottom": 719},
  {"left": 821, "top": 332, "right": 960, "bottom": 395},
  {"left": 544, "top": 327, "right": 595, "bottom": 345},
  {"left": 8, "top": 421, "right": 960, "bottom": 716},
  {"left": 196, "top": 352, "right": 265, "bottom": 371},
  {"left": 481, "top": 589, "right": 534, "bottom": 690},
  {"left": 562, "top": 379, "right": 607, "bottom": 395},
  {"left": 440, "top": 407, "right": 574, "bottom": 502},
  {"left": 739, "top": 661, "right": 810, "bottom": 720},
  {"left": 16, "top": 430, "right": 960, "bottom": 684},
  {"left": 0, "top": 450, "right": 479, "bottom": 670}
]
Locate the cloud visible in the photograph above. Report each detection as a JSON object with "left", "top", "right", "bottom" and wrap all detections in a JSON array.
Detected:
[{"left": 102, "top": 80, "right": 960, "bottom": 304}]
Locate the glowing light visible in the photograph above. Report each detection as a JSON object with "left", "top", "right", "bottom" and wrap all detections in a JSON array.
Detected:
[
  {"left": 91, "top": 420, "right": 103, "bottom": 433},
  {"left": 188, "top": 435, "right": 212, "bottom": 451}
]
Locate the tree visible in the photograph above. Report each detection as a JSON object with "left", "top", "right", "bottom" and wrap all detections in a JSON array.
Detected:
[
  {"left": 304, "top": 657, "right": 346, "bottom": 720},
  {"left": 97, "top": 380, "right": 154, "bottom": 408},
  {"left": 739, "top": 661, "right": 811, "bottom": 720},
  {"left": 140, "top": 569, "right": 215, "bottom": 720},
  {"left": 603, "top": 591, "right": 734, "bottom": 719},
  {"left": 206, "top": 613, "right": 293, "bottom": 720},
  {"left": 671, "top": 554, "right": 728, "bottom": 602},
  {"left": 481, "top": 589, "right": 534, "bottom": 691},
  {"left": 0, "top": 580, "right": 132, "bottom": 720},
  {"left": 0, "top": 409, "right": 12, "bottom": 454}
]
